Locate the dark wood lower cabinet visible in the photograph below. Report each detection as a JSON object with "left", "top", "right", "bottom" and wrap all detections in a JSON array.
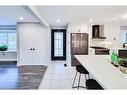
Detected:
[
  {"left": 118, "top": 50, "right": 127, "bottom": 58},
  {"left": 71, "top": 55, "right": 81, "bottom": 66}
]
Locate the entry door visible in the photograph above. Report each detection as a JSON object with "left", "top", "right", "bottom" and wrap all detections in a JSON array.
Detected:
[
  {"left": 51, "top": 29, "right": 66, "bottom": 60},
  {"left": 20, "top": 31, "right": 33, "bottom": 64}
]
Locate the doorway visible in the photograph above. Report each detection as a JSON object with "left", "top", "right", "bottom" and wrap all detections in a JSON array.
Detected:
[{"left": 51, "top": 29, "right": 66, "bottom": 60}]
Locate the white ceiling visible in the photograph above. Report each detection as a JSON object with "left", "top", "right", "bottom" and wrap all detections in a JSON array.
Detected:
[
  {"left": 1, "top": 6, "right": 127, "bottom": 27},
  {"left": 0, "top": 6, "right": 39, "bottom": 25},
  {"left": 38, "top": 6, "right": 127, "bottom": 27}
]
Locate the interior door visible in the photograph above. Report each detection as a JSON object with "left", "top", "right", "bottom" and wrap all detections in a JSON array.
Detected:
[
  {"left": 32, "top": 30, "right": 45, "bottom": 64},
  {"left": 20, "top": 31, "right": 33, "bottom": 64}
]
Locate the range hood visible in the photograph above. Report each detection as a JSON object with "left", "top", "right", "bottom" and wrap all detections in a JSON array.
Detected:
[{"left": 92, "top": 25, "right": 106, "bottom": 39}]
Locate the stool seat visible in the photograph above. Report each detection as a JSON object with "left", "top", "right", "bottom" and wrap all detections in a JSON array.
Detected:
[
  {"left": 72, "top": 65, "right": 90, "bottom": 89},
  {"left": 76, "top": 65, "right": 89, "bottom": 74},
  {"left": 86, "top": 79, "right": 103, "bottom": 90}
]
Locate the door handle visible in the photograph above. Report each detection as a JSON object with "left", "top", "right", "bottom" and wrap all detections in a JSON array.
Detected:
[{"left": 29, "top": 48, "right": 32, "bottom": 50}]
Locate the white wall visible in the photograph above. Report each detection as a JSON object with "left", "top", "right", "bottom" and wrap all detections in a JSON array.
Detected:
[
  {"left": 0, "top": 52, "right": 17, "bottom": 61},
  {"left": 104, "top": 24, "right": 121, "bottom": 48},
  {"left": 17, "top": 22, "right": 50, "bottom": 66}
]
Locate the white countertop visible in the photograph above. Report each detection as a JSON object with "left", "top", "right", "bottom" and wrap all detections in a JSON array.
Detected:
[{"left": 75, "top": 55, "right": 127, "bottom": 89}]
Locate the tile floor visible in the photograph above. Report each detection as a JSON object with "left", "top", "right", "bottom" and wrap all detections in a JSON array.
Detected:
[{"left": 39, "top": 62, "right": 90, "bottom": 89}]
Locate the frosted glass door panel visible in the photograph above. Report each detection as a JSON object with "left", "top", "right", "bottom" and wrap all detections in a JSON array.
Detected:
[{"left": 54, "top": 32, "right": 63, "bottom": 57}]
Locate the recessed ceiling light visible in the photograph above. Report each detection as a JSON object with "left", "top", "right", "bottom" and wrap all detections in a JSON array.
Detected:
[
  {"left": 89, "top": 19, "right": 93, "bottom": 22},
  {"left": 19, "top": 17, "right": 24, "bottom": 21},
  {"left": 56, "top": 19, "right": 60, "bottom": 23}
]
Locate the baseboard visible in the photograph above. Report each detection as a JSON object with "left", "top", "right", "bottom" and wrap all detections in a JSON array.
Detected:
[{"left": 17, "top": 63, "right": 50, "bottom": 66}]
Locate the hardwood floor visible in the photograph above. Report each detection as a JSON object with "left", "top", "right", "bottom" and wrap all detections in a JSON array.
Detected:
[{"left": 0, "top": 65, "right": 47, "bottom": 89}]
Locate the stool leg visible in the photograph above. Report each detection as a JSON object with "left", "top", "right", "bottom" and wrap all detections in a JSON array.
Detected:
[
  {"left": 78, "top": 73, "right": 81, "bottom": 90},
  {"left": 72, "top": 72, "right": 77, "bottom": 88}
]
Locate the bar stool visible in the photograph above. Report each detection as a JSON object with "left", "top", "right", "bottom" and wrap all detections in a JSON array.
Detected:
[
  {"left": 86, "top": 79, "right": 103, "bottom": 90},
  {"left": 72, "top": 65, "right": 90, "bottom": 89}
]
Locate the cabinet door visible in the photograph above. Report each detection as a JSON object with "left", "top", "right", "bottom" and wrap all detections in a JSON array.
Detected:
[
  {"left": 71, "top": 33, "right": 88, "bottom": 54},
  {"left": 32, "top": 30, "right": 46, "bottom": 64},
  {"left": 20, "top": 31, "right": 33, "bottom": 64},
  {"left": 71, "top": 33, "right": 81, "bottom": 54},
  {"left": 79, "top": 34, "right": 88, "bottom": 54}
]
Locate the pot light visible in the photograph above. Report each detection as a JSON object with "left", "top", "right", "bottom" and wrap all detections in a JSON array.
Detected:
[
  {"left": 89, "top": 19, "right": 93, "bottom": 22},
  {"left": 56, "top": 19, "right": 60, "bottom": 23},
  {"left": 19, "top": 17, "right": 24, "bottom": 21}
]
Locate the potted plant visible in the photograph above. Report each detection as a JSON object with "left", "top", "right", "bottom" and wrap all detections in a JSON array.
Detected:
[
  {"left": 118, "top": 58, "right": 127, "bottom": 74},
  {"left": 119, "top": 58, "right": 127, "bottom": 67}
]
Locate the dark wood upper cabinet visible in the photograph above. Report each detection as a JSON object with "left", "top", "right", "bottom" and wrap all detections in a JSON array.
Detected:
[{"left": 71, "top": 33, "right": 88, "bottom": 66}]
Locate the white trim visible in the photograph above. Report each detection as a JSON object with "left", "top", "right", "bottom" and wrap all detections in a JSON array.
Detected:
[
  {"left": 18, "top": 63, "right": 49, "bottom": 66},
  {"left": 0, "top": 58, "right": 17, "bottom": 61},
  {"left": 24, "top": 6, "right": 50, "bottom": 28}
]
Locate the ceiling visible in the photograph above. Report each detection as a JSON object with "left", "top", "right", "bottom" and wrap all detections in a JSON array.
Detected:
[
  {"left": 0, "top": 6, "right": 39, "bottom": 25},
  {"left": 0, "top": 6, "right": 127, "bottom": 27},
  {"left": 38, "top": 6, "right": 127, "bottom": 27}
]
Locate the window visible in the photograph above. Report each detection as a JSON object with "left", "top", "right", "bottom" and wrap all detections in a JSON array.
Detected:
[
  {"left": 0, "top": 32, "right": 17, "bottom": 51},
  {"left": 126, "top": 33, "right": 127, "bottom": 42},
  {"left": 51, "top": 29, "right": 66, "bottom": 60}
]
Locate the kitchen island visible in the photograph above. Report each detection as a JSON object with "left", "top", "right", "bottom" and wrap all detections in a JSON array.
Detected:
[{"left": 75, "top": 55, "right": 127, "bottom": 89}]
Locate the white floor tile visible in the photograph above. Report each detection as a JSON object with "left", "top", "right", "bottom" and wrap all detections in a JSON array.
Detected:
[
  {"left": 39, "top": 79, "right": 52, "bottom": 89},
  {"left": 61, "top": 73, "right": 71, "bottom": 80},
  {"left": 43, "top": 73, "right": 53, "bottom": 80},
  {"left": 52, "top": 73, "right": 61, "bottom": 80},
  {"left": 50, "top": 79, "right": 62, "bottom": 89},
  {"left": 39, "top": 62, "right": 87, "bottom": 90},
  {"left": 61, "top": 79, "right": 72, "bottom": 89}
]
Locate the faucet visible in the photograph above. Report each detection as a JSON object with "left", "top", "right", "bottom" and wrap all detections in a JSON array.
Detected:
[{"left": 123, "top": 43, "right": 127, "bottom": 48}]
